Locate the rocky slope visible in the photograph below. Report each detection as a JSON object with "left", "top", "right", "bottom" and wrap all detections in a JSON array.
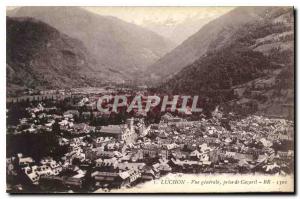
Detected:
[
  {"left": 8, "top": 7, "right": 175, "bottom": 78},
  {"left": 7, "top": 17, "right": 109, "bottom": 90}
]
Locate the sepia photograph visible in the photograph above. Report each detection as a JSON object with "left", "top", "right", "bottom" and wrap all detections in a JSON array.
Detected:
[{"left": 5, "top": 5, "right": 295, "bottom": 194}]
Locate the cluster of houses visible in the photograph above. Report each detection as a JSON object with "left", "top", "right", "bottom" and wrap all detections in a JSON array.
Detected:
[{"left": 6, "top": 95, "right": 294, "bottom": 192}]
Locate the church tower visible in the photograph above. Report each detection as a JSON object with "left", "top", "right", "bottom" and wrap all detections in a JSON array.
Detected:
[{"left": 126, "top": 117, "right": 134, "bottom": 132}]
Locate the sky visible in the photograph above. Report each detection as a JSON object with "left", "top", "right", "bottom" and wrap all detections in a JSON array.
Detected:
[{"left": 83, "top": 7, "right": 234, "bottom": 26}]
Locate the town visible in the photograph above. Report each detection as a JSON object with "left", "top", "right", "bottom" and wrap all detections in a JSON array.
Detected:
[{"left": 6, "top": 87, "right": 294, "bottom": 193}]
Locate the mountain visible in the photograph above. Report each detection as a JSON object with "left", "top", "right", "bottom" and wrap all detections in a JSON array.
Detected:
[
  {"left": 142, "top": 16, "right": 215, "bottom": 45},
  {"left": 158, "top": 7, "right": 294, "bottom": 118},
  {"left": 146, "top": 7, "right": 281, "bottom": 81},
  {"left": 8, "top": 7, "right": 175, "bottom": 77},
  {"left": 142, "top": 8, "right": 233, "bottom": 45},
  {"left": 6, "top": 17, "right": 111, "bottom": 91}
]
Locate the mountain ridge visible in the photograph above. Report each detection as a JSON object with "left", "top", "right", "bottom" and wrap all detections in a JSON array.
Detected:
[
  {"left": 157, "top": 7, "right": 294, "bottom": 118},
  {"left": 145, "top": 7, "right": 275, "bottom": 83},
  {"left": 6, "top": 16, "right": 113, "bottom": 92},
  {"left": 8, "top": 6, "right": 175, "bottom": 78}
]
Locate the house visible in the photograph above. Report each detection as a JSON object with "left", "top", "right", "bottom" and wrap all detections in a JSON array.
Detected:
[
  {"left": 21, "top": 166, "right": 40, "bottom": 184},
  {"left": 91, "top": 171, "right": 119, "bottom": 188},
  {"left": 120, "top": 169, "right": 141, "bottom": 184},
  {"left": 95, "top": 158, "right": 118, "bottom": 170},
  {"left": 141, "top": 168, "right": 157, "bottom": 181},
  {"left": 63, "top": 110, "right": 79, "bottom": 119},
  {"left": 106, "top": 143, "right": 120, "bottom": 151},
  {"left": 277, "top": 150, "right": 294, "bottom": 159},
  {"left": 84, "top": 148, "right": 98, "bottom": 161},
  {"left": 18, "top": 154, "right": 34, "bottom": 167},
  {"left": 156, "top": 160, "right": 172, "bottom": 174},
  {"left": 33, "top": 165, "right": 53, "bottom": 177},
  {"left": 142, "top": 143, "right": 160, "bottom": 158},
  {"left": 169, "top": 158, "right": 202, "bottom": 172},
  {"left": 161, "top": 113, "right": 184, "bottom": 123},
  {"left": 72, "top": 123, "right": 95, "bottom": 134},
  {"left": 116, "top": 162, "right": 145, "bottom": 171},
  {"left": 190, "top": 150, "right": 201, "bottom": 159},
  {"left": 63, "top": 177, "right": 84, "bottom": 189},
  {"left": 96, "top": 150, "right": 115, "bottom": 159},
  {"left": 40, "top": 158, "right": 63, "bottom": 175},
  {"left": 91, "top": 169, "right": 141, "bottom": 189},
  {"left": 94, "top": 137, "right": 115, "bottom": 147}
]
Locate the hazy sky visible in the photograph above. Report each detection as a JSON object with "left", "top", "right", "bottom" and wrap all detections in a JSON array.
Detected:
[
  {"left": 7, "top": 6, "right": 234, "bottom": 26},
  {"left": 83, "top": 7, "right": 234, "bottom": 44},
  {"left": 83, "top": 7, "right": 234, "bottom": 26}
]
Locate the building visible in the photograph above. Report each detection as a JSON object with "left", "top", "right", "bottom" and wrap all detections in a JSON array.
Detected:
[
  {"left": 98, "top": 118, "right": 137, "bottom": 144},
  {"left": 21, "top": 166, "right": 40, "bottom": 184},
  {"left": 91, "top": 169, "right": 141, "bottom": 189}
]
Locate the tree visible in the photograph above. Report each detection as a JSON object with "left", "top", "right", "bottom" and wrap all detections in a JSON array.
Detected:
[{"left": 52, "top": 119, "right": 60, "bottom": 135}]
